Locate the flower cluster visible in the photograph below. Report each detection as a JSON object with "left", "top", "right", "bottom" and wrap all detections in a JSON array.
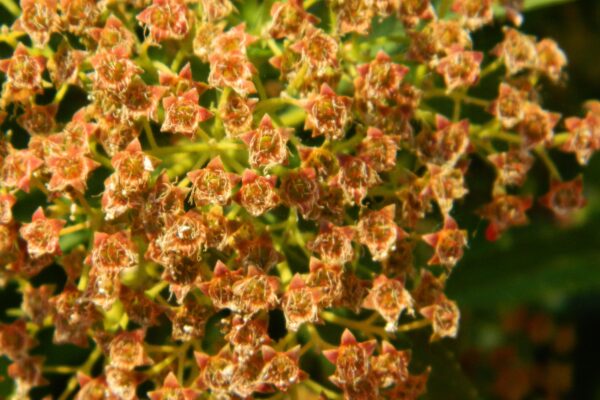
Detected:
[{"left": 0, "top": 0, "right": 596, "bottom": 399}]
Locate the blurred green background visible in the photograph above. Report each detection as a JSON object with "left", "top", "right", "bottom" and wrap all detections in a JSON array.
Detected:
[{"left": 442, "top": 1, "right": 600, "bottom": 399}]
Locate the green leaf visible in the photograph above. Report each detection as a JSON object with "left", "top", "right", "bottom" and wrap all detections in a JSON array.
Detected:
[
  {"left": 522, "top": 0, "right": 575, "bottom": 11},
  {"left": 493, "top": 0, "right": 574, "bottom": 17},
  {"left": 447, "top": 207, "right": 600, "bottom": 309},
  {"left": 409, "top": 333, "right": 480, "bottom": 400}
]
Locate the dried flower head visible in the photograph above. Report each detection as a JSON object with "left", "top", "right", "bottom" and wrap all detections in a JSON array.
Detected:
[
  {"left": 358, "top": 205, "right": 406, "bottom": 262},
  {"left": 0, "top": 44, "right": 46, "bottom": 103},
  {"left": 420, "top": 295, "right": 461, "bottom": 341},
  {"left": 148, "top": 372, "right": 198, "bottom": 400},
  {"left": 137, "top": 0, "right": 190, "bottom": 44},
  {"left": 310, "top": 222, "right": 355, "bottom": 265},
  {"left": 539, "top": 177, "right": 586, "bottom": 221},
  {"left": 161, "top": 88, "right": 212, "bottom": 137},
  {"left": 323, "top": 329, "right": 377, "bottom": 389},
  {"left": 241, "top": 114, "right": 292, "bottom": 170},
  {"left": 363, "top": 275, "right": 415, "bottom": 332},
  {"left": 188, "top": 157, "right": 239, "bottom": 207},
  {"left": 237, "top": 170, "right": 279, "bottom": 216},
  {"left": 19, "top": 207, "right": 65, "bottom": 259},
  {"left": 269, "top": 0, "right": 318, "bottom": 39},
  {"left": 422, "top": 216, "right": 468, "bottom": 270},
  {"left": 259, "top": 345, "right": 306, "bottom": 391},
  {"left": 281, "top": 274, "right": 322, "bottom": 332}
]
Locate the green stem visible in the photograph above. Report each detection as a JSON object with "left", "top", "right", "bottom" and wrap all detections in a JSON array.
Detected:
[
  {"left": 303, "top": 0, "right": 321, "bottom": 9},
  {"left": 0, "top": 30, "right": 25, "bottom": 47},
  {"left": 143, "top": 119, "right": 159, "bottom": 151},
  {"left": 147, "top": 343, "right": 191, "bottom": 376},
  {"left": 480, "top": 57, "right": 504, "bottom": 79},
  {"left": 53, "top": 84, "right": 70, "bottom": 104},
  {"left": 148, "top": 141, "right": 243, "bottom": 156},
  {"left": 145, "top": 280, "right": 169, "bottom": 299},
  {"left": 321, "top": 311, "right": 389, "bottom": 338},
  {"left": 60, "top": 222, "right": 89, "bottom": 236},
  {"left": 303, "top": 379, "right": 340, "bottom": 399},
  {"left": 552, "top": 132, "right": 570, "bottom": 147},
  {"left": 279, "top": 108, "right": 306, "bottom": 126},
  {"left": 535, "top": 146, "right": 562, "bottom": 181},
  {"left": 58, "top": 346, "right": 102, "bottom": 400},
  {"left": 453, "top": 96, "right": 462, "bottom": 121},
  {"left": 0, "top": 0, "right": 20, "bottom": 17},
  {"left": 253, "top": 74, "right": 268, "bottom": 101},
  {"left": 255, "top": 97, "right": 301, "bottom": 117},
  {"left": 267, "top": 39, "right": 282, "bottom": 56},
  {"left": 438, "top": 0, "right": 452, "bottom": 18},
  {"left": 43, "top": 365, "right": 78, "bottom": 374},
  {"left": 397, "top": 318, "right": 432, "bottom": 332},
  {"left": 476, "top": 129, "right": 523, "bottom": 144},
  {"left": 424, "top": 88, "right": 491, "bottom": 109},
  {"left": 90, "top": 143, "right": 113, "bottom": 169}
]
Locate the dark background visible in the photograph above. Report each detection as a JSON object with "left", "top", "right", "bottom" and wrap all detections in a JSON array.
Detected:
[{"left": 445, "top": 1, "right": 600, "bottom": 399}]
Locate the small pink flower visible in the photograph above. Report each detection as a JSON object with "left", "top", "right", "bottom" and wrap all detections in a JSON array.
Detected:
[
  {"left": 161, "top": 88, "right": 213, "bottom": 137},
  {"left": 137, "top": 0, "right": 190, "bottom": 44},
  {"left": 120, "top": 78, "right": 167, "bottom": 122},
  {"left": 417, "top": 115, "right": 470, "bottom": 168},
  {"left": 111, "top": 139, "right": 160, "bottom": 194},
  {"left": 336, "top": 155, "right": 381, "bottom": 205},
  {"left": 536, "top": 38, "right": 567, "bottom": 82},
  {"left": 358, "top": 127, "right": 399, "bottom": 172},
  {"left": 13, "top": 0, "right": 60, "bottom": 46},
  {"left": 290, "top": 26, "right": 339, "bottom": 73},
  {"left": 187, "top": 156, "right": 239, "bottom": 206},
  {"left": 0, "top": 44, "right": 46, "bottom": 102},
  {"left": 88, "top": 15, "right": 136, "bottom": 55},
  {"left": 19, "top": 207, "right": 65, "bottom": 259},
  {"left": 422, "top": 216, "right": 468, "bottom": 269},
  {"left": 452, "top": 0, "right": 493, "bottom": 30},
  {"left": 259, "top": 345, "right": 307, "bottom": 391},
  {"left": 479, "top": 194, "right": 532, "bottom": 241},
  {"left": 281, "top": 274, "right": 323, "bottom": 332},
  {"left": 493, "top": 27, "right": 538, "bottom": 75},
  {"left": 303, "top": 83, "right": 353, "bottom": 140},
  {"left": 0, "top": 147, "right": 43, "bottom": 192},
  {"left": 269, "top": 0, "right": 318, "bottom": 39},
  {"left": 309, "top": 221, "right": 355, "bottom": 265},
  {"left": 323, "top": 329, "right": 377, "bottom": 389},
  {"left": 148, "top": 372, "right": 198, "bottom": 400},
  {"left": 46, "top": 146, "right": 100, "bottom": 194},
  {"left": 89, "top": 48, "right": 142, "bottom": 93},
  {"left": 562, "top": 110, "right": 600, "bottom": 165},
  {"left": 517, "top": 103, "right": 561, "bottom": 148},
  {"left": 363, "top": 274, "right": 415, "bottom": 332},
  {"left": 280, "top": 168, "right": 320, "bottom": 219},
  {"left": 241, "top": 114, "right": 292, "bottom": 170},
  {"left": 436, "top": 47, "right": 483, "bottom": 92},
  {"left": 213, "top": 23, "right": 256, "bottom": 55},
  {"left": 491, "top": 83, "right": 528, "bottom": 129},
  {"left": 357, "top": 205, "right": 406, "bottom": 262},
  {"left": 208, "top": 52, "right": 257, "bottom": 96},
  {"left": 88, "top": 231, "right": 139, "bottom": 274},
  {"left": 539, "top": 177, "right": 586, "bottom": 221},
  {"left": 487, "top": 149, "right": 534, "bottom": 187},
  {"left": 420, "top": 295, "right": 461, "bottom": 341},
  {"left": 236, "top": 170, "right": 279, "bottom": 216}
]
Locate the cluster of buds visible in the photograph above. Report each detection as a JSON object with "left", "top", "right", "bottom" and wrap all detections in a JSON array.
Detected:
[{"left": 0, "top": 0, "right": 596, "bottom": 398}]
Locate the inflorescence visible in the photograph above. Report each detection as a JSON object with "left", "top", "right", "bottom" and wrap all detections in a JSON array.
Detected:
[{"left": 0, "top": 0, "right": 598, "bottom": 398}]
